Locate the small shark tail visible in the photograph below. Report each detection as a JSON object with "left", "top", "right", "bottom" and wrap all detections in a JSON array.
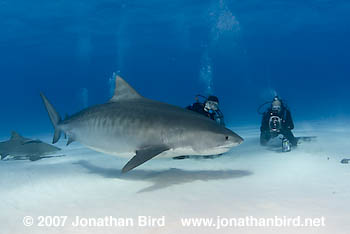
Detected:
[{"left": 40, "top": 93, "right": 62, "bottom": 144}]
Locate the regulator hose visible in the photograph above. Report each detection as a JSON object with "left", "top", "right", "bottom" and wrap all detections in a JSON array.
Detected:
[
  {"left": 257, "top": 101, "right": 272, "bottom": 115},
  {"left": 195, "top": 94, "right": 208, "bottom": 103}
]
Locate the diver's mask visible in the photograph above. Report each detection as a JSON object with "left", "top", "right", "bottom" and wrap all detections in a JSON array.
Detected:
[
  {"left": 271, "top": 99, "right": 282, "bottom": 114},
  {"left": 205, "top": 101, "right": 219, "bottom": 111}
]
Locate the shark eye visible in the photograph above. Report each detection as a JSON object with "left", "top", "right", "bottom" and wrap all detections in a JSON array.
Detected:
[{"left": 225, "top": 136, "right": 229, "bottom": 141}]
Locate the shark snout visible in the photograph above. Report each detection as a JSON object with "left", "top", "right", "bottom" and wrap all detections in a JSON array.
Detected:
[
  {"left": 219, "top": 135, "right": 243, "bottom": 151},
  {"left": 229, "top": 132, "right": 244, "bottom": 146},
  {"left": 236, "top": 135, "right": 244, "bottom": 145}
]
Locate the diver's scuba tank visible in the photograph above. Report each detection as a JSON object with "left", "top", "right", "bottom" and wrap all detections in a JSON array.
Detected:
[
  {"left": 282, "top": 138, "right": 292, "bottom": 152},
  {"left": 213, "top": 110, "right": 225, "bottom": 126}
]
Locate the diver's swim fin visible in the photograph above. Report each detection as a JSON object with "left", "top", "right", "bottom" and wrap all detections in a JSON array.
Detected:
[
  {"left": 122, "top": 145, "right": 169, "bottom": 173},
  {"left": 296, "top": 136, "right": 317, "bottom": 143}
]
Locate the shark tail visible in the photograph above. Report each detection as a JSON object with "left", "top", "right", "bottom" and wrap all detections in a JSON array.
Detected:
[{"left": 40, "top": 93, "right": 62, "bottom": 144}]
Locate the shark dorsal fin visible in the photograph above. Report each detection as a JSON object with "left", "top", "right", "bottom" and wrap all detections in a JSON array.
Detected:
[
  {"left": 110, "top": 76, "right": 142, "bottom": 102},
  {"left": 10, "top": 131, "right": 24, "bottom": 140}
]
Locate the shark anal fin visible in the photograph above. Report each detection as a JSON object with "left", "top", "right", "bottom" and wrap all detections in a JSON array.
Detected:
[{"left": 122, "top": 145, "right": 169, "bottom": 173}]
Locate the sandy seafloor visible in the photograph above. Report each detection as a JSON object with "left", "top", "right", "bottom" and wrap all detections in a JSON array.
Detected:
[{"left": 1, "top": 121, "right": 349, "bottom": 234}]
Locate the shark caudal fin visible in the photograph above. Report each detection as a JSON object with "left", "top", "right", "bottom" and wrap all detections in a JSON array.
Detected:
[{"left": 40, "top": 93, "right": 62, "bottom": 144}]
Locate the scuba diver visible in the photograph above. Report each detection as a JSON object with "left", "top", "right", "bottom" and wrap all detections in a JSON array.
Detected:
[
  {"left": 186, "top": 95, "right": 225, "bottom": 126},
  {"left": 173, "top": 95, "right": 225, "bottom": 160},
  {"left": 258, "top": 96, "right": 297, "bottom": 152}
]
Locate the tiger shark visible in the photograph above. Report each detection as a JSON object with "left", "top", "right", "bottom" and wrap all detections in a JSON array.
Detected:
[
  {"left": 0, "top": 131, "right": 61, "bottom": 161},
  {"left": 40, "top": 76, "right": 243, "bottom": 173}
]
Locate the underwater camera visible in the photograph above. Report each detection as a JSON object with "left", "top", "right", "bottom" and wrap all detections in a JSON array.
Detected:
[{"left": 269, "top": 116, "right": 282, "bottom": 132}]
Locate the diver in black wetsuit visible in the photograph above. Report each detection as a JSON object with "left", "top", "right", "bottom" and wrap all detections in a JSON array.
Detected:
[
  {"left": 173, "top": 95, "right": 225, "bottom": 160},
  {"left": 260, "top": 96, "right": 298, "bottom": 149},
  {"left": 186, "top": 95, "right": 225, "bottom": 126}
]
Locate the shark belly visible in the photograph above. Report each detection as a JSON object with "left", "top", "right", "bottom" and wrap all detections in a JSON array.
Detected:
[
  {"left": 157, "top": 146, "right": 231, "bottom": 158},
  {"left": 73, "top": 129, "right": 138, "bottom": 157}
]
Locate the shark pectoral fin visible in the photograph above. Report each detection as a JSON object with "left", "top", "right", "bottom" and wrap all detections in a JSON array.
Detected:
[
  {"left": 122, "top": 145, "right": 170, "bottom": 173},
  {"left": 1, "top": 153, "right": 9, "bottom": 160}
]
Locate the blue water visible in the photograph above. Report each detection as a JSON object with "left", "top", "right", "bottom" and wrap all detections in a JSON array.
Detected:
[{"left": 1, "top": 0, "right": 349, "bottom": 135}]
